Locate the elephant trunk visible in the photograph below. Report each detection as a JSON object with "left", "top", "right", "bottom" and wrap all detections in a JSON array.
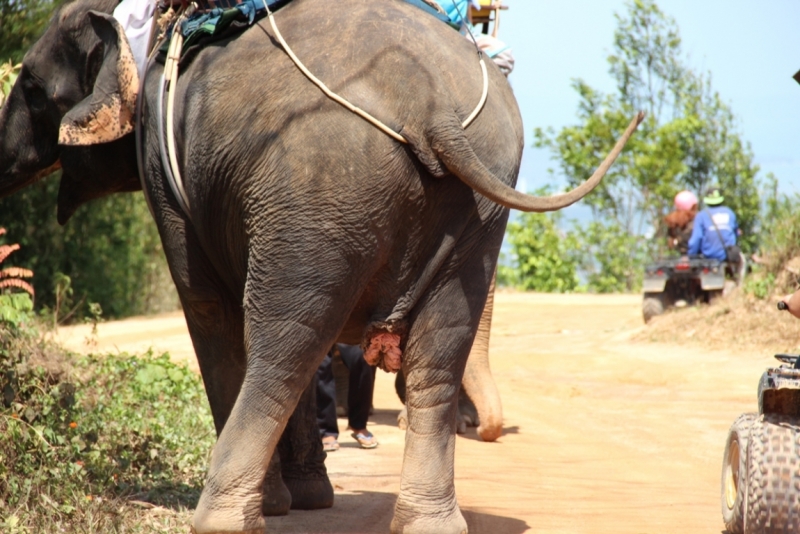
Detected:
[
  {"left": 438, "top": 112, "right": 644, "bottom": 213},
  {"left": 462, "top": 273, "right": 503, "bottom": 442}
]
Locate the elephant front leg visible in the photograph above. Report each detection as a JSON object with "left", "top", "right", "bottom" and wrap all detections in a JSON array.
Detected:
[{"left": 261, "top": 447, "right": 292, "bottom": 517}]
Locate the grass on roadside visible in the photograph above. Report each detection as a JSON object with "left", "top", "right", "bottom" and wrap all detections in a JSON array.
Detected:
[{"left": 0, "top": 294, "right": 215, "bottom": 533}]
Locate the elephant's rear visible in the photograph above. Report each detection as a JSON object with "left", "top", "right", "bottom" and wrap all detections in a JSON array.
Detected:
[{"left": 189, "top": 0, "right": 523, "bottom": 188}]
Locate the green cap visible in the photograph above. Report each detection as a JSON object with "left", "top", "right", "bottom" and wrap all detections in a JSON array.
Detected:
[{"left": 704, "top": 186, "right": 724, "bottom": 206}]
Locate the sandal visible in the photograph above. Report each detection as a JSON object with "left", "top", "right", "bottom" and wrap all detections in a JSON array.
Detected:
[
  {"left": 322, "top": 435, "right": 339, "bottom": 452},
  {"left": 350, "top": 430, "right": 378, "bottom": 449}
]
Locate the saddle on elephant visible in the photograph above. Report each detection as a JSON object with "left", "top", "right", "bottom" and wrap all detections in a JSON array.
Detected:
[{"left": 114, "top": 0, "right": 512, "bottom": 83}]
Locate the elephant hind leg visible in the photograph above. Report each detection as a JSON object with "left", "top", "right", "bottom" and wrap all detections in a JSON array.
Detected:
[
  {"left": 391, "top": 270, "right": 494, "bottom": 534},
  {"left": 191, "top": 315, "right": 339, "bottom": 533},
  {"left": 191, "top": 250, "right": 355, "bottom": 533},
  {"left": 278, "top": 373, "right": 334, "bottom": 511},
  {"left": 262, "top": 374, "right": 334, "bottom": 515}
]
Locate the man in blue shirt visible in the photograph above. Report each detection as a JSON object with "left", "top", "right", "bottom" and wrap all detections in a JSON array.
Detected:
[
  {"left": 687, "top": 186, "right": 738, "bottom": 261},
  {"left": 687, "top": 185, "right": 745, "bottom": 283}
]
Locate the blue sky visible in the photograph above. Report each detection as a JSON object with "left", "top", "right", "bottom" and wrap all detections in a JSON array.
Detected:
[{"left": 498, "top": 0, "right": 800, "bottom": 222}]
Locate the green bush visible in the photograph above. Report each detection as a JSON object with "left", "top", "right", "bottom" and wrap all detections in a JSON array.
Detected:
[
  {"left": 3, "top": 60, "right": 176, "bottom": 320},
  {"left": 0, "top": 179, "right": 177, "bottom": 320},
  {"left": 0, "top": 311, "right": 214, "bottom": 531},
  {"left": 0, "top": 293, "right": 34, "bottom": 325},
  {"left": 500, "top": 211, "right": 581, "bottom": 292},
  {"left": 574, "top": 220, "right": 648, "bottom": 293},
  {"left": 738, "top": 178, "right": 800, "bottom": 299}
]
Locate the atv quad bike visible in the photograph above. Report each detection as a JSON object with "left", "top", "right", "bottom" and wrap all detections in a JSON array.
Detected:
[
  {"left": 721, "top": 353, "right": 800, "bottom": 533},
  {"left": 641, "top": 256, "right": 729, "bottom": 323}
]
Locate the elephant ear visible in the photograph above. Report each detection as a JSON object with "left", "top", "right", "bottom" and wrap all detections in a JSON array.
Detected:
[{"left": 59, "top": 11, "right": 139, "bottom": 146}]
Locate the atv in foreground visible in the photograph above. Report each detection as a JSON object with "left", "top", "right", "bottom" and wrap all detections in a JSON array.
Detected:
[
  {"left": 641, "top": 256, "right": 730, "bottom": 323},
  {"left": 721, "top": 354, "right": 800, "bottom": 533}
]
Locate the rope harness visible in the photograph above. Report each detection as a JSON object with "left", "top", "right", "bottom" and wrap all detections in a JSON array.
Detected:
[{"left": 151, "top": 1, "right": 490, "bottom": 218}]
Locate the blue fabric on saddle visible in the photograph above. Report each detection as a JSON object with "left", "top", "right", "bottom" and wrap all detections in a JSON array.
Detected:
[
  {"left": 431, "top": 0, "right": 470, "bottom": 27},
  {"left": 163, "top": 0, "right": 463, "bottom": 65},
  {"left": 179, "top": 0, "right": 284, "bottom": 49},
  {"left": 402, "top": 0, "right": 456, "bottom": 28}
]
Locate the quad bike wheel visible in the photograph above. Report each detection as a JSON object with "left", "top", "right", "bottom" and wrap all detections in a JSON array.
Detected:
[
  {"left": 745, "top": 414, "right": 800, "bottom": 533},
  {"left": 721, "top": 413, "right": 756, "bottom": 534},
  {"left": 642, "top": 293, "right": 664, "bottom": 323}
]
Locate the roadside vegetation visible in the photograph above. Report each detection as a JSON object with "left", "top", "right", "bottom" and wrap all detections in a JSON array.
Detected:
[
  {"left": 0, "top": 288, "right": 212, "bottom": 532},
  {"left": 502, "top": 0, "right": 768, "bottom": 293},
  {"left": 0, "top": 232, "right": 211, "bottom": 532}
]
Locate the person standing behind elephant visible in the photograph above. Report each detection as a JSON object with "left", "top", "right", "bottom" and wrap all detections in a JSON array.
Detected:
[{"left": 317, "top": 344, "right": 378, "bottom": 451}]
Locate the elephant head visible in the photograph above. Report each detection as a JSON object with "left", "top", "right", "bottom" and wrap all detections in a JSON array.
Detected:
[{"left": 0, "top": 0, "right": 141, "bottom": 223}]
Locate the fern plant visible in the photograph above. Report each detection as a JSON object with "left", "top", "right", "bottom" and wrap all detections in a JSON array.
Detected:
[{"left": 0, "top": 228, "right": 34, "bottom": 297}]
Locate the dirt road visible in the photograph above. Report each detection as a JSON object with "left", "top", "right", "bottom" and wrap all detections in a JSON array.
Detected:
[{"left": 57, "top": 292, "right": 771, "bottom": 533}]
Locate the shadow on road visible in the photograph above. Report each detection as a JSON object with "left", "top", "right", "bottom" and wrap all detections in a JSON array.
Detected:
[
  {"left": 457, "top": 425, "right": 520, "bottom": 442},
  {"left": 267, "top": 490, "right": 530, "bottom": 533},
  {"left": 369, "top": 408, "right": 402, "bottom": 427}
]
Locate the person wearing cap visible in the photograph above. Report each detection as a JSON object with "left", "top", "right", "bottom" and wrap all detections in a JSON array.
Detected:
[
  {"left": 664, "top": 190, "right": 698, "bottom": 254},
  {"left": 687, "top": 185, "right": 744, "bottom": 279}
]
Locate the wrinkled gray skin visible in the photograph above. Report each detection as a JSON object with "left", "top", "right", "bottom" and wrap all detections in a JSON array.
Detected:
[
  {"left": 397, "top": 272, "right": 502, "bottom": 441},
  {"left": 0, "top": 0, "right": 640, "bottom": 531}
]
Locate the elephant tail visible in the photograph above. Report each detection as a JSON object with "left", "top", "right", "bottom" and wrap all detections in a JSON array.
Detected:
[{"left": 433, "top": 111, "right": 644, "bottom": 213}]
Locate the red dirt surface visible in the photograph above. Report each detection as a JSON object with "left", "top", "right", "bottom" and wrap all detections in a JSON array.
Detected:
[{"left": 58, "top": 292, "right": 769, "bottom": 533}]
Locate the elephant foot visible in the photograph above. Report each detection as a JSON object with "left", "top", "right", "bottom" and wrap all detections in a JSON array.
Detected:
[
  {"left": 284, "top": 476, "right": 334, "bottom": 510},
  {"left": 262, "top": 450, "right": 292, "bottom": 517},
  {"left": 397, "top": 405, "right": 408, "bottom": 430},
  {"left": 456, "top": 413, "right": 467, "bottom": 435},
  {"left": 390, "top": 504, "right": 468, "bottom": 534},
  {"left": 191, "top": 503, "right": 266, "bottom": 534},
  {"left": 261, "top": 478, "right": 292, "bottom": 517},
  {"left": 457, "top": 393, "right": 480, "bottom": 428}
]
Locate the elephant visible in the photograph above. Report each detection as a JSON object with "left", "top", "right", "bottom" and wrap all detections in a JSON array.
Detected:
[{"left": 0, "top": 0, "right": 643, "bottom": 531}]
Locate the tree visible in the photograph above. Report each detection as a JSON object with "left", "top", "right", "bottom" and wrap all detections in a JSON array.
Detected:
[
  {"left": 574, "top": 220, "right": 647, "bottom": 293},
  {"left": 2, "top": 50, "right": 174, "bottom": 319},
  {"left": 0, "top": 176, "right": 174, "bottom": 319},
  {"left": 0, "top": 0, "right": 58, "bottom": 63},
  {"left": 530, "top": 0, "right": 761, "bottom": 291},
  {"left": 500, "top": 209, "right": 581, "bottom": 292}
]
